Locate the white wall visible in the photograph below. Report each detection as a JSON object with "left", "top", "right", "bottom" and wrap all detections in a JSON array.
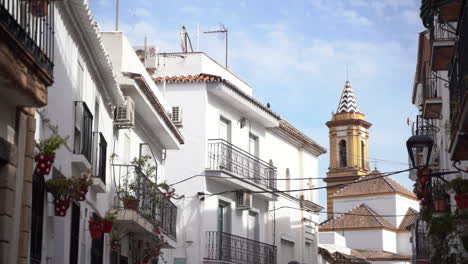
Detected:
[
  {"left": 36, "top": 5, "right": 119, "bottom": 264},
  {"left": 397, "top": 232, "right": 412, "bottom": 256},
  {"left": 341, "top": 230, "right": 383, "bottom": 251}
]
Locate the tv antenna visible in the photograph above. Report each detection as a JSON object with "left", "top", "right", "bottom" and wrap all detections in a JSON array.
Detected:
[
  {"left": 180, "top": 26, "right": 194, "bottom": 53},
  {"left": 204, "top": 24, "right": 228, "bottom": 68}
]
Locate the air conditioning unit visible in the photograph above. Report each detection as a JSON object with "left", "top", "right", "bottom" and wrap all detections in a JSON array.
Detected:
[
  {"left": 133, "top": 46, "right": 158, "bottom": 70},
  {"left": 170, "top": 106, "right": 183, "bottom": 127},
  {"left": 236, "top": 191, "right": 253, "bottom": 210},
  {"left": 114, "top": 96, "right": 135, "bottom": 128}
]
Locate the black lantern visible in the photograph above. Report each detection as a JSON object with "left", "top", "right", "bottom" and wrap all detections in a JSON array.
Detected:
[{"left": 406, "top": 135, "right": 434, "bottom": 168}]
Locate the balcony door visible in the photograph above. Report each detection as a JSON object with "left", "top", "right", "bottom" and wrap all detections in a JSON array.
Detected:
[
  {"left": 217, "top": 201, "right": 231, "bottom": 262},
  {"left": 218, "top": 117, "right": 232, "bottom": 170},
  {"left": 247, "top": 211, "right": 260, "bottom": 263},
  {"left": 248, "top": 134, "right": 260, "bottom": 183}
]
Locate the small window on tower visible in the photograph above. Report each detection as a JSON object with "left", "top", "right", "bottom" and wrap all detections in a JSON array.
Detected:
[
  {"left": 339, "top": 140, "right": 347, "bottom": 167},
  {"left": 361, "top": 140, "right": 366, "bottom": 169}
]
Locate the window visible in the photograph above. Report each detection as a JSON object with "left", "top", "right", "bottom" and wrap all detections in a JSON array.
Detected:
[
  {"left": 339, "top": 140, "right": 347, "bottom": 167},
  {"left": 69, "top": 203, "right": 80, "bottom": 264},
  {"left": 218, "top": 117, "right": 231, "bottom": 142},
  {"left": 247, "top": 211, "right": 259, "bottom": 241},
  {"left": 248, "top": 133, "right": 259, "bottom": 157},
  {"left": 217, "top": 201, "right": 231, "bottom": 233},
  {"left": 30, "top": 174, "right": 46, "bottom": 264},
  {"left": 280, "top": 239, "right": 294, "bottom": 264},
  {"left": 74, "top": 101, "right": 93, "bottom": 162},
  {"left": 77, "top": 61, "right": 84, "bottom": 100},
  {"left": 361, "top": 140, "right": 366, "bottom": 169},
  {"left": 286, "top": 168, "right": 291, "bottom": 191}
]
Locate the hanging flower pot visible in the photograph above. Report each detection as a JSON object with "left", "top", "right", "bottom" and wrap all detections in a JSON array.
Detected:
[
  {"left": 433, "top": 199, "right": 448, "bottom": 213},
  {"left": 89, "top": 216, "right": 103, "bottom": 239},
  {"left": 29, "top": 0, "right": 50, "bottom": 17},
  {"left": 455, "top": 194, "right": 468, "bottom": 209},
  {"left": 34, "top": 155, "right": 55, "bottom": 176},
  {"left": 78, "top": 184, "right": 88, "bottom": 201},
  {"left": 101, "top": 211, "right": 116, "bottom": 233},
  {"left": 54, "top": 199, "right": 71, "bottom": 217},
  {"left": 34, "top": 136, "right": 68, "bottom": 176},
  {"left": 102, "top": 220, "right": 114, "bottom": 233},
  {"left": 111, "top": 239, "right": 121, "bottom": 252}
]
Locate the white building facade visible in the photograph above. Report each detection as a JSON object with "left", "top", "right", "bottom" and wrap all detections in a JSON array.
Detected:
[
  {"left": 319, "top": 172, "right": 418, "bottom": 264},
  {"left": 29, "top": 2, "right": 182, "bottom": 264},
  {"left": 151, "top": 52, "right": 326, "bottom": 264}
]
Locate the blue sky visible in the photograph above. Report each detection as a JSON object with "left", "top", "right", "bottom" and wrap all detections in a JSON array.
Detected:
[{"left": 89, "top": 0, "right": 424, "bottom": 214}]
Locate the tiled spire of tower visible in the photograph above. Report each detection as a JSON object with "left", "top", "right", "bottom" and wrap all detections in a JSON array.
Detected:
[{"left": 337, "top": 80, "right": 360, "bottom": 113}]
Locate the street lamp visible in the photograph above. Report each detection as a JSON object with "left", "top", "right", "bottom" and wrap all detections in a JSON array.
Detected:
[{"left": 406, "top": 135, "right": 434, "bottom": 168}]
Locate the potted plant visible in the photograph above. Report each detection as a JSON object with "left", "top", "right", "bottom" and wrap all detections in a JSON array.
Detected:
[
  {"left": 429, "top": 214, "right": 454, "bottom": 240},
  {"left": 102, "top": 211, "right": 117, "bottom": 233},
  {"left": 432, "top": 180, "right": 449, "bottom": 213},
  {"left": 110, "top": 231, "right": 124, "bottom": 252},
  {"left": 88, "top": 216, "right": 103, "bottom": 239},
  {"left": 117, "top": 185, "right": 139, "bottom": 210},
  {"left": 46, "top": 178, "right": 74, "bottom": 217},
  {"left": 448, "top": 178, "right": 468, "bottom": 209},
  {"left": 29, "top": 0, "right": 50, "bottom": 17},
  {"left": 35, "top": 135, "right": 68, "bottom": 176},
  {"left": 73, "top": 170, "right": 93, "bottom": 201}
]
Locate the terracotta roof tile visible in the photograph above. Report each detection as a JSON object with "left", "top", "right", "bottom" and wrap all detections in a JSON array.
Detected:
[
  {"left": 123, "top": 72, "right": 184, "bottom": 144},
  {"left": 351, "top": 249, "right": 411, "bottom": 261},
  {"left": 319, "top": 204, "right": 396, "bottom": 231},
  {"left": 330, "top": 170, "right": 416, "bottom": 199},
  {"left": 278, "top": 120, "right": 327, "bottom": 154},
  {"left": 398, "top": 208, "right": 418, "bottom": 231},
  {"left": 153, "top": 73, "right": 281, "bottom": 119},
  {"left": 318, "top": 247, "right": 371, "bottom": 264}
]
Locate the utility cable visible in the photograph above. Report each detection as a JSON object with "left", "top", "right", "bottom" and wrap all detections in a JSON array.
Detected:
[
  {"left": 269, "top": 206, "right": 418, "bottom": 218},
  {"left": 205, "top": 168, "right": 413, "bottom": 197}
]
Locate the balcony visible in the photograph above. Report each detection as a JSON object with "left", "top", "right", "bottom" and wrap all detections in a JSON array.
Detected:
[
  {"left": 431, "top": 21, "right": 456, "bottom": 71},
  {"left": 90, "top": 132, "right": 107, "bottom": 193},
  {"left": 205, "top": 231, "right": 277, "bottom": 264},
  {"left": 413, "top": 219, "right": 430, "bottom": 263},
  {"left": 73, "top": 101, "right": 93, "bottom": 169},
  {"left": 422, "top": 78, "right": 443, "bottom": 119},
  {"left": 411, "top": 116, "right": 439, "bottom": 167},
  {"left": 0, "top": 0, "right": 54, "bottom": 80},
  {"left": 448, "top": 2, "right": 468, "bottom": 160},
  {"left": 207, "top": 139, "right": 277, "bottom": 191},
  {"left": 112, "top": 164, "right": 177, "bottom": 240}
]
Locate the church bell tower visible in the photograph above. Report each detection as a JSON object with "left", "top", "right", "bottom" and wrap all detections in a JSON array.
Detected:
[{"left": 325, "top": 81, "right": 372, "bottom": 218}]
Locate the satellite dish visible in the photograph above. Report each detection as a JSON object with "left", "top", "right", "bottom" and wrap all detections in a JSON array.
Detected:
[{"left": 180, "top": 26, "right": 193, "bottom": 53}]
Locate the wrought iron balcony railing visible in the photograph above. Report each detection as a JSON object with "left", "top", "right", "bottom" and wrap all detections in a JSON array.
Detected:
[
  {"left": 413, "top": 219, "right": 430, "bottom": 262},
  {"left": 207, "top": 139, "right": 277, "bottom": 190},
  {"left": 92, "top": 132, "right": 107, "bottom": 184},
  {"left": 74, "top": 101, "right": 94, "bottom": 163},
  {"left": 206, "top": 231, "right": 277, "bottom": 264},
  {"left": 448, "top": 2, "right": 468, "bottom": 136},
  {"left": 112, "top": 164, "right": 177, "bottom": 239},
  {"left": 412, "top": 115, "right": 439, "bottom": 138},
  {"left": 432, "top": 20, "right": 457, "bottom": 42},
  {"left": 0, "top": 0, "right": 55, "bottom": 75},
  {"left": 423, "top": 77, "right": 442, "bottom": 100}
]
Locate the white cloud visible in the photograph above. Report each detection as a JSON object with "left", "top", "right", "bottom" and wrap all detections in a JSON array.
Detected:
[
  {"left": 132, "top": 8, "right": 151, "bottom": 17},
  {"left": 340, "top": 9, "right": 373, "bottom": 26},
  {"left": 309, "top": 0, "right": 373, "bottom": 27},
  {"left": 401, "top": 9, "right": 420, "bottom": 26},
  {"left": 179, "top": 5, "right": 202, "bottom": 16}
]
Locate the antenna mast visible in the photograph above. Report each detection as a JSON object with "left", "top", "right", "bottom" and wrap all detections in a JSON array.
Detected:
[
  {"left": 115, "top": 0, "right": 119, "bottom": 30},
  {"left": 204, "top": 25, "right": 228, "bottom": 68}
]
